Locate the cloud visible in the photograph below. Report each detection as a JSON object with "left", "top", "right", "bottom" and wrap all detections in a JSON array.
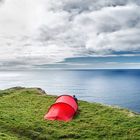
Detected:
[{"left": 0, "top": 0, "right": 140, "bottom": 68}]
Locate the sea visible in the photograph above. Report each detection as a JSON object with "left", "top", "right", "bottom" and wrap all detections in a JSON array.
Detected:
[{"left": 0, "top": 69, "right": 140, "bottom": 113}]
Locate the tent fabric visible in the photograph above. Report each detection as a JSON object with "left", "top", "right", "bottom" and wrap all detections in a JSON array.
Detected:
[
  {"left": 44, "top": 103, "right": 75, "bottom": 121},
  {"left": 44, "top": 95, "right": 78, "bottom": 122},
  {"left": 55, "top": 95, "right": 78, "bottom": 111}
]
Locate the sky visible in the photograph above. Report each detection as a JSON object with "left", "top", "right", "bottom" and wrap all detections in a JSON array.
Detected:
[{"left": 0, "top": 0, "right": 140, "bottom": 69}]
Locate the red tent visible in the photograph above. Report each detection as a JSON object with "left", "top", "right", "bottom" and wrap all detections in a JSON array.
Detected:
[{"left": 44, "top": 95, "right": 78, "bottom": 122}]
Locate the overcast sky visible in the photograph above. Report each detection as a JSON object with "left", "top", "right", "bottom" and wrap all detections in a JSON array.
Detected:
[{"left": 0, "top": 0, "right": 140, "bottom": 69}]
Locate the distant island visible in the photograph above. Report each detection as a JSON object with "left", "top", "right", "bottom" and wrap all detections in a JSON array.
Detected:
[{"left": 0, "top": 87, "right": 140, "bottom": 140}]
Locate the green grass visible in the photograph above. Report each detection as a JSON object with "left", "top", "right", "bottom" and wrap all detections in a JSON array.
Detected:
[{"left": 0, "top": 87, "right": 140, "bottom": 140}]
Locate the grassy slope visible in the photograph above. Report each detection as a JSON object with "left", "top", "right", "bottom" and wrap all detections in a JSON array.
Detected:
[{"left": 0, "top": 88, "right": 140, "bottom": 140}]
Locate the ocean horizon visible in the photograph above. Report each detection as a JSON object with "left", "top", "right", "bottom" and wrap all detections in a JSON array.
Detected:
[{"left": 0, "top": 69, "right": 140, "bottom": 113}]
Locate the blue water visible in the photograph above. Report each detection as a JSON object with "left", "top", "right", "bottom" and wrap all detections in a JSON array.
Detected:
[{"left": 0, "top": 69, "right": 140, "bottom": 113}]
